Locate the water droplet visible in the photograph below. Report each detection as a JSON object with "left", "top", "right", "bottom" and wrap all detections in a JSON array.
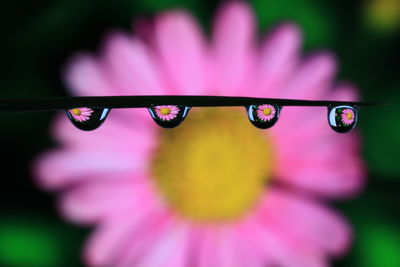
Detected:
[
  {"left": 247, "top": 104, "right": 281, "bottom": 129},
  {"left": 328, "top": 105, "right": 357, "bottom": 133},
  {"left": 148, "top": 105, "right": 191, "bottom": 128},
  {"left": 65, "top": 107, "right": 110, "bottom": 131}
]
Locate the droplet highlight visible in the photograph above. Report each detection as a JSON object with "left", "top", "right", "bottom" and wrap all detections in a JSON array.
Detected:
[
  {"left": 148, "top": 105, "right": 191, "bottom": 128},
  {"left": 65, "top": 107, "right": 110, "bottom": 131},
  {"left": 328, "top": 105, "right": 358, "bottom": 133},
  {"left": 247, "top": 104, "right": 281, "bottom": 129}
]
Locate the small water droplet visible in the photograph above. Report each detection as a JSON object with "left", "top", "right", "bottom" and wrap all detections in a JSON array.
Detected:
[
  {"left": 148, "top": 105, "right": 191, "bottom": 128},
  {"left": 328, "top": 105, "right": 357, "bottom": 133},
  {"left": 65, "top": 107, "right": 110, "bottom": 131},
  {"left": 247, "top": 104, "right": 281, "bottom": 129}
]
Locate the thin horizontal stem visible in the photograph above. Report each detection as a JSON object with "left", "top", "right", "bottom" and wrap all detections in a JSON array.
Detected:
[{"left": 0, "top": 95, "right": 388, "bottom": 112}]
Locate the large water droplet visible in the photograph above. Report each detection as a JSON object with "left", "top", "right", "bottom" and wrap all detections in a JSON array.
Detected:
[
  {"left": 328, "top": 105, "right": 357, "bottom": 133},
  {"left": 65, "top": 107, "right": 110, "bottom": 131},
  {"left": 148, "top": 105, "right": 191, "bottom": 128},
  {"left": 247, "top": 104, "right": 281, "bottom": 129}
]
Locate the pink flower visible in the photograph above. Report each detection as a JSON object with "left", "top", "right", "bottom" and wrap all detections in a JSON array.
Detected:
[
  {"left": 341, "top": 108, "right": 355, "bottom": 125},
  {"left": 256, "top": 104, "right": 277, "bottom": 121},
  {"left": 34, "top": 2, "right": 365, "bottom": 267},
  {"left": 68, "top": 107, "right": 94, "bottom": 122},
  {"left": 154, "top": 105, "right": 180, "bottom": 121}
]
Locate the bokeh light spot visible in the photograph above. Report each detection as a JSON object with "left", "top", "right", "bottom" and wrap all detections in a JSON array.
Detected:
[{"left": 0, "top": 218, "right": 62, "bottom": 267}]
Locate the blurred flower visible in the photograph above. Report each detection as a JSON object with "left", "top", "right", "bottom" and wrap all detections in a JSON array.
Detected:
[
  {"left": 35, "top": 2, "right": 365, "bottom": 267},
  {"left": 364, "top": 0, "right": 400, "bottom": 32}
]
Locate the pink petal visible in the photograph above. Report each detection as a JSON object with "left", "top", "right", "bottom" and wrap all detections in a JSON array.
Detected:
[
  {"left": 52, "top": 112, "right": 156, "bottom": 152},
  {"left": 243, "top": 217, "right": 328, "bottom": 267},
  {"left": 132, "top": 223, "right": 190, "bottom": 267},
  {"left": 274, "top": 121, "right": 357, "bottom": 156},
  {"left": 195, "top": 227, "right": 256, "bottom": 267},
  {"left": 212, "top": 2, "right": 255, "bottom": 95},
  {"left": 253, "top": 23, "right": 301, "bottom": 97},
  {"left": 115, "top": 215, "right": 176, "bottom": 266},
  {"left": 59, "top": 179, "right": 152, "bottom": 224},
  {"left": 84, "top": 201, "right": 165, "bottom": 267},
  {"left": 273, "top": 132, "right": 365, "bottom": 197},
  {"left": 34, "top": 148, "right": 147, "bottom": 190},
  {"left": 270, "top": 106, "right": 322, "bottom": 135},
  {"left": 197, "top": 228, "right": 222, "bottom": 267},
  {"left": 235, "top": 220, "right": 274, "bottom": 267},
  {"left": 64, "top": 54, "right": 119, "bottom": 96},
  {"left": 328, "top": 82, "right": 360, "bottom": 102},
  {"left": 278, "top": 53, "right": 337, "bottom": 99},
  {"left": 215, "top": 229, "right": 255, "bottom": 267},
  {"left": 102, "top": 32, "right": 166, "bottom": 95},
  {"left": 263, "top": 190, "right": 352, "bottom": 256},
  {"left": 277, "top": 157, "right": 365, "bottom": 197},
  {"left": 155, "top": 10, "right": 208, "bottom": 94}
]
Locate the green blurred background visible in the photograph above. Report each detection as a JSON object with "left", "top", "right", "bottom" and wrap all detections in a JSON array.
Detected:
[{"left": 0, "top": 0, "right": 399, "bottom": 266}]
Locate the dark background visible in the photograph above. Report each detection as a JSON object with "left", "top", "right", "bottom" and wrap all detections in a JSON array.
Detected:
[{"left": 0, "top": 0, "right": 399, "bottom": 266}]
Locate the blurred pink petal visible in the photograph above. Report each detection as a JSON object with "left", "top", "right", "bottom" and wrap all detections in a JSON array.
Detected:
[
  {"left": 59, "top": 180, "right": 152, "bottom": 224},
  {"left": 115, "top": 215, "right": 175, "bottom": 266},
  {"left": 212, "top": 2, "right": 255, "bottom": 95},
  {"left": 329, "top": 82, "right": 360, "bottom": 102},
  {"left": 280, "top": 53, "right": 337, "bottom": 99},
  {"left": 253, "top": 23, "right": 301, "bottom": 97},
  {"left": 155, "top": 11, "right": 208, "bottom": 94},
  {"left": 244, "top": 218, "right": 328, "bottom": 267},
  {"left": 132, "top": 223, "right": 190, "bottom": 267},
  {"left": 51, "top": 113, "right": 156, "bottom": 151},
  {"left": 64, "top": 55, "right": 118, "bottom": 96},
  {"left": 264, "top": 190, "right": 351, "bottom": 256},
  {"left": 197, "top": 229, "right": 223, "bottom": 267},
  {"left": 210, "top": 229, "right": 254, "bottom": 267},
  {"left": 35, "top": 149, "right": 148, "bottom": 189},
  {"left": 85, "top": 204, "right": 165, "bottom": 267},
  {"left": 103, "top": 33, "right": 166, "bottom": 95}
]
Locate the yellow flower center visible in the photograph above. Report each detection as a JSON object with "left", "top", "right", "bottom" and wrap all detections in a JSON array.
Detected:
[
  {"left": 263, "top": 108, "right": 272, "bottom": 116},
  {"left": 160, "top": 108, "right": 171, "bottom": 115},
  {"left": 71, "top": 108, "right": 81, "bottom": 116},
  {"left": 347, "top": 112, "right": 353, "bottom": 120},
  {"left": 151, "top": 108, "right": 273, "bottom": 223}
]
